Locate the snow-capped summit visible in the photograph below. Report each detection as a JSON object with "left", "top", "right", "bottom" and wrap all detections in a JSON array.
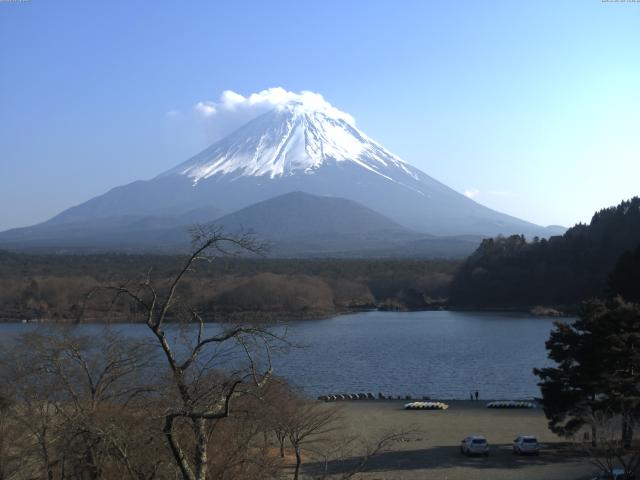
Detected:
[
  {"left": 162, "top": 101, "right": 421, "bottom": 194},
  {"left": 0, "top": 88, "right": 563, "bottom": 250}
]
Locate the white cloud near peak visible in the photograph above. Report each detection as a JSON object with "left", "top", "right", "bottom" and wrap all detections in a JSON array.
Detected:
[
  {"left": 192, "top": 87, "right": 354, "bottom": 141},
  {"left": 464, "top": 188, "right": 480, "bottom": 199},
  {"left": 194, "top": 101, "right": 216, "bottom": 117}
]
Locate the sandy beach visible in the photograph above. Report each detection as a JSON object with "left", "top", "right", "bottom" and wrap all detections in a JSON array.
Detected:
[{"left": 303, "top": 400, "right": 594, "bottom": 480}]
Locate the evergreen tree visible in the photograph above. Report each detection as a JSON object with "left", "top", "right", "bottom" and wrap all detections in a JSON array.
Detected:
[
  {"left": 451, "top": 197, "right": 640, "bottom": 308},
  {"left": 609, "top": 245, "right": 640, "bottom": 303},
  {"left": 535, "top": 299, "right": 640, "bottom": 445}
]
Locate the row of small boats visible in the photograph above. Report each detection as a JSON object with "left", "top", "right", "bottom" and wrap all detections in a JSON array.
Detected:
[
  {"left": 486, "top": 401, "right": 535, "bottom": 409},
  {"left": 318, "top": 393, "right": 432, "bottom": 402},
  {"left": 317, "top": 394, "right": 535, "bottom": 409},
  {"left": 318, "top": 393, "right": 376, "bottom": 401},
  {"left": 404, "top": 401, "right": 449, "bottom": 410}
]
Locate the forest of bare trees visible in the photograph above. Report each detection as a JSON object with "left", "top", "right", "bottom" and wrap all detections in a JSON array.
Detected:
[
  {"left": 0, "top": 228, "right": 404, "bottom": 480},
  {"left": 0, "top": 249, "right": 456, "bottom": 322}
]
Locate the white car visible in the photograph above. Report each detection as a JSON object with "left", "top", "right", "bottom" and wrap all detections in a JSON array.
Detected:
[
  {"left": 512, "top": 435, "right": 540, "bottom": 455},
  {"left": 460, "top": 436, "right": 489, "bottom": 456}
]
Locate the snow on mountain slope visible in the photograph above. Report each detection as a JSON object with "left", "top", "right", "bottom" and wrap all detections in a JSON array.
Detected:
[
  {"left": 161, "top": 101, "right": 425, "bottom": 195},
  {"left": 0, "top": 89, "right": 562, "bottom": 244}
]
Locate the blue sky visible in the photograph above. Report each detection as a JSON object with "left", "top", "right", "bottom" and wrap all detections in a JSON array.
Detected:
[{"left": 1, "top": 0, "right": 638, "bottom": 230}]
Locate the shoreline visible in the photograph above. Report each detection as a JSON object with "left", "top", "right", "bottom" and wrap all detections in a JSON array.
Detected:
[
  {"left": 0, "top": 305, "right": 572, "bottom": 324},
  {"left": 317, "top": 398, "right": 540, "bottom": 404}
]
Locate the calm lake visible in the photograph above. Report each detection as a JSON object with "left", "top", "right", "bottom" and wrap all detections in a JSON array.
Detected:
[{"left": 0, "top": 310, "right": 562, "bottom": 400}]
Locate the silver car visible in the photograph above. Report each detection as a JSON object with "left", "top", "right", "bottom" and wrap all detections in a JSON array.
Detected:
[
  {"left": 512, "top": 435, "right": 540, "bottom": 455},
  {"left": 460, "top": 436, "right": 489, "bottom": 456}
]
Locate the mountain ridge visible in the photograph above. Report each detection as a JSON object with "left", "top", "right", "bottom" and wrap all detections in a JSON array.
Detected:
[
  {"left": 0, "top": 96, "right": 564, "bottom": 252},
  {"left": 0, "top": 192, "right": 482, "bottom": 258}
]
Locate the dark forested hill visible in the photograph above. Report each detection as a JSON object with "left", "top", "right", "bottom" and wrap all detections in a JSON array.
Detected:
[{"left": 449, "top": 197, "right": 640, "bottom": 309}]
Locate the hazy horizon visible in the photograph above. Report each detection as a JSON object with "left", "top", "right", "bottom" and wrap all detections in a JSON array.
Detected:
[{"left": 1, "top": 0, "right": 639, "bottom": 231}]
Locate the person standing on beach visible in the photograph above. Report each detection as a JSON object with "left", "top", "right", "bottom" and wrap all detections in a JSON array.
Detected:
[
  {"left": 470, "top": 392, "right": 473, "bottom": 401},
  {"left": 475, "top": 391, "right": 479, "bottom": 400}
]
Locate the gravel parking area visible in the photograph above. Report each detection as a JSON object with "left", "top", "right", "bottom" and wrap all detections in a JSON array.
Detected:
[{"left": 303, "top": 400, "right": 594, "bottom": 480}]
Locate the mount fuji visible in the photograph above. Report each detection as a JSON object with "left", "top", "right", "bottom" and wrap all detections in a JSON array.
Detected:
[{"left": 0, "top": 93, "right": 563, "bottom": 255}]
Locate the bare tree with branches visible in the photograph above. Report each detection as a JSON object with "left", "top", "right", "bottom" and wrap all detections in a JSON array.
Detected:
[
  {"left": 274, "top": 394, "right": 342, "bottom": 480},
  {"left": 86, "top": 226, "right": 281, "bottom": 480},
  {"left": 1, "top": 226, "right": 411, "bottom": 480},
  {"left": 0, "top": 328, "right": 159, "bottom": 480},
  {"left": 578, "top": 409, "right": 640, "bottom": 479},
  {"left": 307, "top": 430, "right": 419, "bottom": 480},
  {"left": 0, "top": 390, "right": 30, "bottom": 480}
]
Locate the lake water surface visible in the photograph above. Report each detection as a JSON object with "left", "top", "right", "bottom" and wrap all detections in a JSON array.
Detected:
[{"left": 0, "top": 311, "right": 562, "bottom": 400}]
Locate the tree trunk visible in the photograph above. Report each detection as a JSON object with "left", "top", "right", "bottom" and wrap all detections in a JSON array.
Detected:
[
  {"left": 293, "top": 446, "right": 301, "bottom": 480},
  {"left": 41, "top": 443, "right": 54, "bottom": 480},
  {"left": 622, "top": 414, "right": 634, "bottom": 449},
  {"left": 194, "top": 418, "right": 208, "bottom": 480},
  {"left": 591, "top": 424, "right": 597, "bottom": 448},
  {"left": 163, "top": 415, "right": 196, "bottom": 480},
  {"left": 82, "top": 446, "right": 100, "bottom": 480}
]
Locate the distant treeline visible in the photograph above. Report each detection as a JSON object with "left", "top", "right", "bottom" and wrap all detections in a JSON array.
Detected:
[
  {"left": 7, "top": 197, "right": 638, "bottom": 320},
  {"left": 0, "top": 252, "right": 459, "bottom": 322},
  {"left": 450, "top": 197, "right": 640, "bottom": 310}
]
